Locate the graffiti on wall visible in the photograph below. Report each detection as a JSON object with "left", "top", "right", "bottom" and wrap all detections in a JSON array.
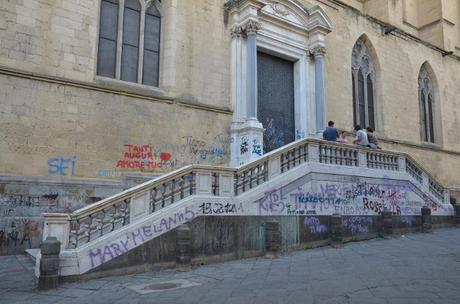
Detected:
[
  {"left": 48, "top": 156, "right": 76, "bottom": 176},
  {"left": 0, "top": 193, "right": 88, "bottom": 255},
  {"left": 116, "top": 144, "right": 172, "bottom": 171},
  {"left": 0, "top": 219, "right": 40, "bottom": 250},
  {"left": 104, "top": 134, "right": 231, "bottom": 176}
]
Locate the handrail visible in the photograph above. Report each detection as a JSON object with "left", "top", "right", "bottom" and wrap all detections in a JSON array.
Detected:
[{"left": 46, "top": 138, "right": 448, "bottom": 249}]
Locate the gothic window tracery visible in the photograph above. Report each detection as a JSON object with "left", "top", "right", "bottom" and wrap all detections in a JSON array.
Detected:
[
  {"left": 352, "top": 40, "right": 376, "bottom": 129},
  {"left": 97, "top": 0, "right": 161, "bottom": 87},
  {"left": 418, "top": 65, "right": 436, "bottom": 143}
]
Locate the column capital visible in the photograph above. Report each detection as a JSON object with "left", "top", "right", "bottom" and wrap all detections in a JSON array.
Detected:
[
  {"left": 230, "top": 24, "right": 243, "bottom": 38},
  {"left": 311, "top": 45, "right": 327, "bottom": 57},
  {"left": 243, "top": 19, "right": 261, "bottom": 35}
]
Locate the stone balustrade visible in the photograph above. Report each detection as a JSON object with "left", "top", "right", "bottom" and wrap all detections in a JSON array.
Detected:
[{"left": 42, "top": 139, "right": 449, "bottom": 250}]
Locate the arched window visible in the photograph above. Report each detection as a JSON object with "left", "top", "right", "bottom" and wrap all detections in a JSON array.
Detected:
[
  {"left": 97, "top": 0, "right": 162, "bottom": 87},
  {"left": 97, "top": 0, "right": 119, "bottom": 78},
  {"left": 418, "top": 65, "right": 436, "bottom": 143},
  {"left": 352, "top": 40, "right": 376, "bottom": 129}
]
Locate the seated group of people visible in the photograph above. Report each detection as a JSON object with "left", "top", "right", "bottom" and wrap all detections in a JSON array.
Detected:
[{"left": 323, "top": 121, "right": 381, "bottom": 149}]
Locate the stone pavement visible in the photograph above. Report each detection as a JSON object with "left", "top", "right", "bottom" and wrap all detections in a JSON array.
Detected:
[{"left": 1, "top": 228, "right": 460, "bottom": 304}]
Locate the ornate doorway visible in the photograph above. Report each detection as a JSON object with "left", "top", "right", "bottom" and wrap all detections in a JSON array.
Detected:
[{"left": 257, "top": 52, "right": 295, "bottom": 152}]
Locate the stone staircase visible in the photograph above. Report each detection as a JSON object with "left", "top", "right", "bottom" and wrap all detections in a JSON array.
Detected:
[{"left": 37, "top": 138, "right": 454, "bottom": 278}]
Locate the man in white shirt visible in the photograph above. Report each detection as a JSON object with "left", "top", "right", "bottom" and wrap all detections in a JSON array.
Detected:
[{"left": 353, "top": 125, "right": 369, "bottom": 147}]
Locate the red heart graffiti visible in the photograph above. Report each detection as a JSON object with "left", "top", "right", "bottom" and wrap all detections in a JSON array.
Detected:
[{"left": 160, "top": 153, "right": 171, "bottom": 161}]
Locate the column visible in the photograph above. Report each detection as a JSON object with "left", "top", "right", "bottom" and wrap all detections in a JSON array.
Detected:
[
  {"left": 245, "top": 19, "right": 261, "bottom": 119},
  {"left": 312, "top": 46, "right": 326, "bottom": 135},
  {"left": 230, "top": 24, "right": 244, "bottom": 167}
]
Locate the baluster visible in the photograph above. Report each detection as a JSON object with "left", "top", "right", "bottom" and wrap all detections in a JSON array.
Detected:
[
  {"left": 160, "top": 184, "right": 166, "bottom": 208},
  {"left": 303, "top": 144, "right": 307, "bottom": 162},
  {"left": 297, "top": 147, "right": 301, "bottom": 165},
  {"left": 281, "top": 154, "right": 285, "bottom": 172},
  {"left": 287, "top": 151, "right": 292, "bottom": 170},
  {"left": 150, "top": 187, "right": 158, "bottom": 212},
  {"left": 171, "top": 179, "right": 176, "bottom": 204},
  {"left": 188, "top": 172, "right": 195, "bottom": 195},
  {"left": 123, "top": 199, "right": 130, "bottom": 224},
  {"left": 179, "top": 176, "right": 185, "bottom": 199},
  {"left": 264, "top": 161, "right": 268, "bottom": 182},
  {"left": 321, "top": 146, "right": 326, "bottom": 163},
  {"left": 234, "top": 173, "right": 239, "bottom": 195}
]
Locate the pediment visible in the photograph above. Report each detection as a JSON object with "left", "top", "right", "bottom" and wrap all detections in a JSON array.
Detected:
[
  {"left": 225, "top": 0, "right": 333, "bottom": 35},
  {"left": 259, "top": 1, "right": 333, "bottom": 34},
  {"left": 260, "top": 2, "right": 306, "bottom": 28}
]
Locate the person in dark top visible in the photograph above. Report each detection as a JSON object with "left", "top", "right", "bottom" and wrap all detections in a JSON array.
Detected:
[
  {"left": 366, "top": 127, "right": 381, "bottom": 149},
  {"left": 323, "top": 121, "right": 338, "bottom": 141}
]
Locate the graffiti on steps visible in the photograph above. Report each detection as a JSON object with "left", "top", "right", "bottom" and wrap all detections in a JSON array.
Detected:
[
  {"left": 342, "top": 216, "right": 373, "bottom": 234},
  {"left": 304, "top": 217, "right": 328, "bottom": 234},
  {"left": 256, "top": 181, "right": 447, "bottom": 216}
]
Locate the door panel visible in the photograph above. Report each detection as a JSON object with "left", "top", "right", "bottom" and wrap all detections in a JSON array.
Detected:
[{"left": 257, "top": 52, "right": 295, "bottom": 153}]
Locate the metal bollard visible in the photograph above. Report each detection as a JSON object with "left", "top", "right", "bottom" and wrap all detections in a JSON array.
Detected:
[
  {"left": 421, "top": 207, "right": 432, "bottom": 233},
  {"left": 330, "top": 214, "right": 343, "bottom": 248},
  {"left": 38, "top": 237, "right": 61, "bottom": 290},
  {"left": 176, "top": 224, "right": 192, "bottom": 271},
  {"left": 453, "top": 204, "right": 460, "bottom": 227},
  {"left": 381, "top": 208, "right": 393, "bottom": 238},
  {"left": 265, "top": 220, "right": 280, "bottom": 258}
]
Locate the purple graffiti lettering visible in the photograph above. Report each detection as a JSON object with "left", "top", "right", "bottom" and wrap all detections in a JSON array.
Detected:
[
  {"left": 131, "top": 229, "right": 145, "bottom": 246},
  {"left": 89, "top": 248, "right": 103, "bottom": 268},
  {"left": 143, "top": 225, "right": 153, "bottom": 238},
  {"left": 120, "top": 239, "right": 130, "bottom": 252}
]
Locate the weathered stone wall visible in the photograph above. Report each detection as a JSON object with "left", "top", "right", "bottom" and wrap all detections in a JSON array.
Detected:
[
  {"left": 0, "top": 74, "right": 232, "bottom": 179},
  {"left": 0, "top": 0, "right": 231, "bottom": 108}
]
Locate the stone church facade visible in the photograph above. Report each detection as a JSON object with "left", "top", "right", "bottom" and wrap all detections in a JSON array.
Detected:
[{"left": 0, "top": 0, "right": 460, "bottom": 254}]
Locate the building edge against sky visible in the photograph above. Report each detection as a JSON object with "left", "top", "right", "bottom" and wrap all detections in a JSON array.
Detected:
[{"left": 0, "top": 0, "right": 460, "bottom": 254}]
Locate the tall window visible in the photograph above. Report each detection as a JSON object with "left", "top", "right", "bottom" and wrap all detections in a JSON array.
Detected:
[
  {"left": 351, "top": 40, "right": 375, "bottom": 129},
  {"left": 418, "top": 65, "right": 435, "bottom": 143},
  {"left": 97, "top": 0, "right": 161, "bottom": 87}
]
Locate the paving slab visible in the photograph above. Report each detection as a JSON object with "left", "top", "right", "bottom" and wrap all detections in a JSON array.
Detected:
[{"left": 0, "top": 228, "right": 460, "bottom": 304}]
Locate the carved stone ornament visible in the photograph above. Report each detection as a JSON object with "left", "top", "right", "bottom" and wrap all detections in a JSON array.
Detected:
[
  {"left": 418, "top": 67, "right": 433, "bottom": 95},
  {"left": 269, "top": 2, "right": 289, "bottom": 16},
  {"left": 244, "top": 19, "right": 261, "bottom": 35},
  {"left": 311, "top": 45, "right": 327, "bottom": 57},
  {"left": 351, "top": 40, "right": 374, "bottom": 76},
  {"left": 230, "top": 25, "right": 243, "bottom": 38}
]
